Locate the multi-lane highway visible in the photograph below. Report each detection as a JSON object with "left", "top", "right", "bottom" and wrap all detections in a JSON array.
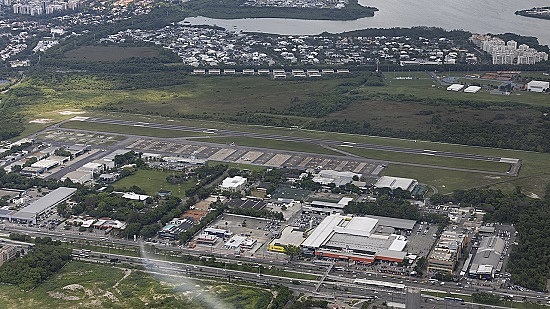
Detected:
[{"left": 2, "top": 224, "right": 547, "bottom": 308}]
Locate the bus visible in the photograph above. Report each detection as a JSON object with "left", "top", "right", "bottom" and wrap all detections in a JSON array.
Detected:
[{"left": 444, "top": 297, "right": 464, "bottom": 303}]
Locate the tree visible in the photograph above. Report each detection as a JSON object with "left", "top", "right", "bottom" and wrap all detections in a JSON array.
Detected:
[{"left": 283, "top": 245, "right": 302, "bottom": 260}]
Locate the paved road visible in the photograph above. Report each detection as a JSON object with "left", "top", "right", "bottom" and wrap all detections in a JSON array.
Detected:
[{"left": 3, "top": 226, "right": 547, "bottom": 308}]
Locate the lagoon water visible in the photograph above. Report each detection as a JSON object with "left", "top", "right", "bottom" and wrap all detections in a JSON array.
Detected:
[{"left": 183, "top": 0, "right": 550, "bottom": 46}]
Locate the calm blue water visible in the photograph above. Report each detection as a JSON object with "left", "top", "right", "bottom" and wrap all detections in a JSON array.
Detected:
[{"left": 183, "top": 0, "right": 550, "bottom": 46}]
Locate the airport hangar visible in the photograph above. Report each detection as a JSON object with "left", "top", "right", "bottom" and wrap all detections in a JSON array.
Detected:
[
  {"left": 301, "top": 214, "right": 416, "bottom": 264},
  {"left": 7, "top": 187, "right": 77, "bottom": 224}
]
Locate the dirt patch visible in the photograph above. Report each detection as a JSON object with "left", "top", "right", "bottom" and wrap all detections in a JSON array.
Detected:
[
  {"left": 526, "top": 192, "right": 540, "bottom": 199},
  {"left": 48, "top": 283, "right": 95, "bottom": 301},
  {"left": 59, "top": 110, "right": 85, "bottom": 115},
  {"left": 48, "top": 291, "right": 81, "bottom": 301},
  {"left": 29, "top": 118, "right": 54, "bottom": 124}
]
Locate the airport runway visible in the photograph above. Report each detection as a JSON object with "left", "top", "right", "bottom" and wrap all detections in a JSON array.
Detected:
[{"left": 72, "top": 117, "right": 521, "bottom": 175}]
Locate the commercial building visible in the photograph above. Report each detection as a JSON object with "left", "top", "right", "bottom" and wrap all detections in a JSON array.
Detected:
[
  {"left": 269, "top": 226, "right": 307, "bottom": 253},
  {"left": 61, "top": 170, "right": 93, "bottom": 184},
  {"left": 224, "top": 235, "right": 256, "bottom": 250},
  {"left": 468, "top": 236, "right": 505, "bottom": 280},
  {"left": 302, "top": 197, "right": 354, "bottom": 215},
  {"left": 0, "top": 244, "right": 19, "bottom": 266},
  {"left": 527, "top": 80, "right": 549, "bottom": 93},
  {"left": 204, "top": 227, "right": 233, "bottom": 238},
  {"left": 9, "top": 187, "right": 77, "bottom": 224},
  {"left": 312, "top": 170, "right": 361, "bottom": 187},
  {"left": 158, "top": 218, "right": 194, "bottom": 240},
  {"left": 301, "top": 214, "right": 415, "bottom": 264},
  {"left": 427, "top": 229, "right": 468, "bottom": 273},
  {"left": 374, "top": 176, "right": 418, "bottom": 192},
  {"left": 219, "top": 176, "right": 247, "bottom": 192},
  {"left": 92, "top": 218, "right": 126, "bottom": 230}
]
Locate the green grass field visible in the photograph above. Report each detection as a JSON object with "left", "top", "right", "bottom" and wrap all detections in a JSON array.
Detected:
[
  {"left": 337, "top": 146, "right": 510, "bottom": 173},
  {"left": 381, "top": 71, "right": 550, "bottom": 106},
  {"left": 8, "top": 69, "right": 550, "bottom": 196},
  {"left": 113, "top": 169, "right": 196, "bottom": 198},
  {"left": 64, "top": 46, "right": 161, "bottom": 62},
  {"left": 0, "top": 261, "right": 274, "bottom": 309},
  {"left": 382, "top": 164, "right": 510, "bottom": 194},
  {"left": 60, "top": 120, "right": 208, "bottom": 138},
  {"left": 88, "top": 111, "right": 550, "bottom": 196}
]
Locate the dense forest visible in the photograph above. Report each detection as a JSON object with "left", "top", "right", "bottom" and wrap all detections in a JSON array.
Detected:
[
  {"left": 181, "top": 0, "right": 377, "bottom": 20},
  {"left": 430, "top": 187, "right": 550, "bottom": 291},
  {"left": 0, "top": 237, "right": 72, "bottom": 290}
]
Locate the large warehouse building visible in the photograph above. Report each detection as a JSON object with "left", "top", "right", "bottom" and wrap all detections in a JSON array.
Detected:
[
  {"left": 374, "top": 176, "right": 418, "bottom": 192},
  {"left": 9, "top": 187, "right": 77, "bottom": 224},
  {"left": 468, "top": 236, "right": 505, "bottom": 280},
  {"left": 301, "top": 214, "right": 415, "bottom": 264}
]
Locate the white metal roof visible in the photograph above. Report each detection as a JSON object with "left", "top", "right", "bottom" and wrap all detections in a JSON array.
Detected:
[
  {"left": 446, "top": 84, "right": 464, "bottom": 91},
  {"left": 374, "top": 176, "right": 417, "bottom": 191},
  {"left": 12, "top": 187, "right": 76, "bottom": 217},
  {"left": 220, "top": 176, "right": 247, "bottom": 189},
  {"left": 464, "top": 85, "right": 481, "bottom": 93}
]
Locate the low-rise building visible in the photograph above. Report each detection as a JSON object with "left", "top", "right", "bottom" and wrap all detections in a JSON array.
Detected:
[
  {"left": 312, "top": 170, "right": 361, "bottom": 187},
  {"left": 269, "top": 226, "right": 306, "bottom": 252},
  {"left": 301, "top": 214, "right": 414, "bottom": 264},
  {"left": 0, "top": 244, "right": 19, "bottom": 266},
  {"left": 158, "top": 218, "right": 195, "bottom": 240},
  {"left": 374, "top": 176, "right": 418, "bottom": 192},
  {"left": 219, "top": 176, "right": 247, "bottom": 192},
  {"left": 9, "top": 187, "right": 77, "bottom": 224},
  {"left": 527, "top": 80, "right": 550, "bottom": 93},
  {"left": 468, "top": 236, "right": 505, "bottom": 280},
  {"left": 428, "top": 229, "right": 468, "bottom": 273}
]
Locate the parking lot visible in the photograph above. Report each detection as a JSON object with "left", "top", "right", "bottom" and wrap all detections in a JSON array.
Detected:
[
  {"left": 192, "top": 214, "right": 282, "bottom": 258},
  {"left": 125, "top": 139, "right": 383, "bottom": 175},
  {"left": 406, "top": 222, "right": 439, "bottom": 257}
]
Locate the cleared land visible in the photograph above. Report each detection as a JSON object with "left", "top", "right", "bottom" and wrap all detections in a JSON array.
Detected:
[
  {"left": 0, "top": 260, "right": 272, "bottom": 309},
  {"left": 64, "top": 46, "right": 161, "bottom": 62},
  {"left": 113, "top": 169, "right": 196, "bottom": 198}
]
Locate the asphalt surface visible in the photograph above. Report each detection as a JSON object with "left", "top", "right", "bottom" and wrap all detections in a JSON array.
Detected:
[
  {"left": 52, "top": 116, "right": 521, "bottom": 176},
  {"left": 2, "top": 225, "right": 547, "bottom": 308}
]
